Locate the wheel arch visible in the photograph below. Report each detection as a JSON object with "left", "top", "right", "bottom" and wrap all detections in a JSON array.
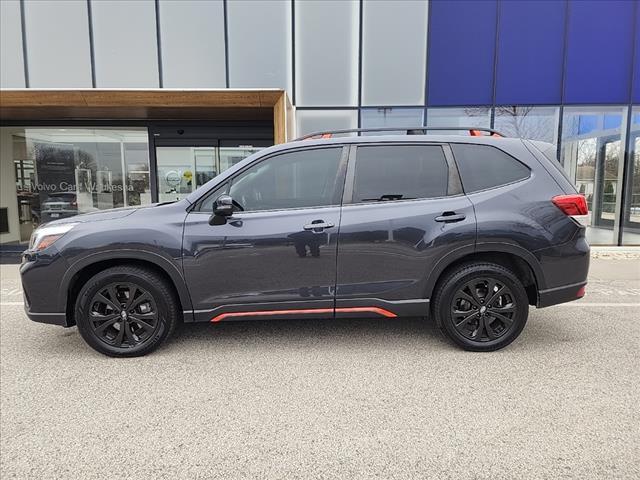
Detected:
[
  {"left": 425, "top": 244, "right": 545, "bottom": 308},
  {"left": 61, "top": 250, "right": 193, "bottom": 326}
]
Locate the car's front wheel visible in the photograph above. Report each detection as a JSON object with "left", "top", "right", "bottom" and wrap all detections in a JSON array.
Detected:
[
  {"left": 75, "top": 266, "right": 178, "bottom": 357},
  {"left": 433, "top": 262, "right": 529, "bottom": 351}
]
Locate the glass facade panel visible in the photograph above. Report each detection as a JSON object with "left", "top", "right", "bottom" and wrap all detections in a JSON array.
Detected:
[
  {"left": 0, "top": 0, "right": 25, "bottom": 87},
  {"left": 24, "top": 0, "right": 92, "bottom": 87},
  {"left": 156, "top": 146, "right": 217, "bottom": 202},
  {"left": 361, "top": 108, "right": 424, "bottom": 135},
  {"left": 494, "top": 106, "right": 559, "bottom": 143},
  {"left": 228, "top": 0, "right": 291, "bottom": 92},
  {"left": 561, "top": 106, "right": 626, "bottom": 245},
  {"left": 219, "top": 144, "right": 264, "bottom": 172},
  {"left": 1, "top": 127, "right": 150, "bottom": 243},
  {"left": 622, "top": 108, "right": 640, "bottom": 244},
  {"left": 426, "top": 107, "right": 491, "bottom": 134},
  {"left": 91, "top": 0, "right": 159, "bottom": 87},
  {"left": 159, "top": 0, "right": 226, "bottom": 88},
  {"left": 361, "top": 0, "right": 427, "bottom": 106},
  {"left": 156, "top": 142, "right": 266, "bottom": 203},
  {"left": 295, "top": 0, "right": 359, "bottom": 106},
  {"left": 296, "top": 110, "right": 358, "bottom": 137}
]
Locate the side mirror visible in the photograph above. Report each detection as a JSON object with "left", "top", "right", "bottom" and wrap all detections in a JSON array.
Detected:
[{"left": 209, "top": 194, "right": 234, "bottom": 225}]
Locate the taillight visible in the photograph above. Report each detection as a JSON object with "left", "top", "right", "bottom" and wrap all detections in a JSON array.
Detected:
[{"left": 552, "top": 194, "right": 588, "bottom": 216}]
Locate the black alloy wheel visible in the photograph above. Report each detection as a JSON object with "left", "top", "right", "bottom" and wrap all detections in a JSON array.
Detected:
[
  {"left": 433, "top": 262, "right": 529, "bottom": 351},
  {"left": 75, "top": 266, "right": 178, "bottom": 357},
  {"left": 88, "top": 282, "right": 159, "bottom": 348},
  {"left": 450, "top": 277, "right": 517, "bottom": 342}
]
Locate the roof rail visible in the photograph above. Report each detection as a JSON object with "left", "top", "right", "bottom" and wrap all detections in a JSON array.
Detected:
[{"left": 293, "top": 126, "right": 505, "bottom": 142}]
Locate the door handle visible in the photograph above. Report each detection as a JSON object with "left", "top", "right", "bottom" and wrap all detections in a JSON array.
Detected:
[
  {"left": 303, "top": 221, "right": 335, "bottom": 231},
  {"left": 435, "top": 212, "right": 466, "bottom": 223}
]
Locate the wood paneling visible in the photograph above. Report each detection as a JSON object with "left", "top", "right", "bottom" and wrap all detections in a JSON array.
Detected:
[
  {"left": 0, "top": 90, "right": 292, "bottom": 144},
  {"left": 0, "top": 89, "right": 283, "bottom": 108},
  {"left": 273, "top": 93, "right": 286, "bottom": 144}
]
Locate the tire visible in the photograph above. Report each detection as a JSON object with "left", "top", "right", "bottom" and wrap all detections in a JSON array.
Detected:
[
  {"left": 433, "top": 262, "right": 529, "bottom": 352},
  {"left": 75, "top": 266, "right": 179, "bottom": 357}
]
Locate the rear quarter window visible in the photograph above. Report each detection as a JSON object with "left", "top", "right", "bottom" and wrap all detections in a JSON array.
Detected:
[
  {"left": 451, "top": 143, "right": 530, "bottom": 193},
  {"left": 529, "top": 140, "right": 576, "bottom": 189}
]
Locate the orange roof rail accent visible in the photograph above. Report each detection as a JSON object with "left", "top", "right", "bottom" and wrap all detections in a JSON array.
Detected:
[
  {"left": 302, "top": 132, "right": 333, "bottom": 141},
  {"left": 469, "top": 129, "right": 503, "bottom": 137}
]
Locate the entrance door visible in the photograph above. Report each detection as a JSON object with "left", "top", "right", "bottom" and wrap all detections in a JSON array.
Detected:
[
  {"left": 154, "top": 137, "right": 272, "bottom": 203},
  {"left": 156, "top": 144, "right": 218, "bottom": 203},
  {"left": 591, "top": 136, "right": 621, "bottom": 229},
  {"left": 182, "top": 146, "right": 348, "bottom": 322}
]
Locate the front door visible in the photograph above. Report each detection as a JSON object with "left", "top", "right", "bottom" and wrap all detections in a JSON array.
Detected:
[
  {"left": 182, "top": 146, "right": 348, "bottom": 322},
  {"left": 335, "top": 143, "right": 477, "bottom": 318}
]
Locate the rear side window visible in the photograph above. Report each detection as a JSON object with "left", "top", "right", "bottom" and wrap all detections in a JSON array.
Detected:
[
  {"left": 451, "top": 144, "right": 530, "bottom": 193},
  {"left": 352, "top": 145, "right": 449, "bottom": 203}
]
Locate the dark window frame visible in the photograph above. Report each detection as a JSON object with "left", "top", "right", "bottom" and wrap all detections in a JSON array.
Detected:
[
  {"left": 342, "top": 142, "right": 463, "bottom": 206},
  {"left": 193, "top": 145, "right": 349, "bottom": 214}
]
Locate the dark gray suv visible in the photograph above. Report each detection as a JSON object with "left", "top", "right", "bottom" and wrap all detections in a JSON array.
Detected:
[{"left": 20, "top": 128, "right": 590, "bottom": 357}]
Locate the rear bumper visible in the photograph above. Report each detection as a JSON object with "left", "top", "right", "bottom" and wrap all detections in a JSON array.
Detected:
[
  {"left": 537, "top": 281, "right": 586, "bottom": 308},
  {"left": 24, "top": 306, "right": 69, "bottom": 326}
]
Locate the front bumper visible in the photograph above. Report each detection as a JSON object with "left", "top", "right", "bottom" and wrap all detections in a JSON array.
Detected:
[{"left": 20, "top": 248, "right": 73, "bottom": 327}]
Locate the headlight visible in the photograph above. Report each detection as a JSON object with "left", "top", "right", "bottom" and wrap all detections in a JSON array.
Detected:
[{"left": 29, "top": 223, "right": 78, "bottom": 251}]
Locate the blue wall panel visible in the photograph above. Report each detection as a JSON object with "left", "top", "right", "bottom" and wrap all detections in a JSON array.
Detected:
[
  {"left": 495, "top": 0, "right": 565, "bottom": 105},
  {"left": 427, "top": 0, "right": 497, "bottom": 106},
  {"left": 564, "top": 0, "right": 635, "bottom": 104}
]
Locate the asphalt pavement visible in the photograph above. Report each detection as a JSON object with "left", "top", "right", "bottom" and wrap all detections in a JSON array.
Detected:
[{"left": 1, "top": 256, "right": 639, "bottom": 479}]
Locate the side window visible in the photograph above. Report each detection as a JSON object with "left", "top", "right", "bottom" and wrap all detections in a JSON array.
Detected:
[
  {"left": 352, "top": 145, "right": 449, "bottom": 203},
  {"left": 226, "top": 147, "right": 344, "bottom": 212},
  {"left": 452, "top": 144, "right": 530, "bottom": 193}
]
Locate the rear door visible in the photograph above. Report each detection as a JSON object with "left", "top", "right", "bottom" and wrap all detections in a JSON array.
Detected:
[{"left": 335, "top": 143, "right": 476, "bottom": 318}]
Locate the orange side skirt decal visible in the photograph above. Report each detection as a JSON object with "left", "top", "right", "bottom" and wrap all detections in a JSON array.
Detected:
[{"left": 211, "top": 306, "right": 397, "bottom": 323}]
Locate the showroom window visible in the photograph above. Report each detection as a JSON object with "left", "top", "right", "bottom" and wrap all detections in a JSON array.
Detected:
[
  {"left": 426, "top": 107, "right": 491, "bottom": 134},
  {"left": 493, "top": 106, "right": 559, "bottom": 144},
  {"left": 360, "top": 108, "right": 424, "bottom": 135},
  {"left": 561, "top": 106, "right": 626, "bottom": 245},
  {"left": 622, "top": 107, "right": 640, "bottom": 245},
  {"left": 2, "top": 127, "right": 150, "bottom": 243},
  {"left": 296, "top": 110, "right": 358, "bottom": 137}
]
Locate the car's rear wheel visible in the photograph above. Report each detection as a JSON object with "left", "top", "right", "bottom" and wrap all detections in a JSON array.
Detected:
[
  {"left": 75, "top": 266, "right": 178, "bottom": 357},
  {"left": 433, "top": 262, "right": 529, "bottom": 351}
]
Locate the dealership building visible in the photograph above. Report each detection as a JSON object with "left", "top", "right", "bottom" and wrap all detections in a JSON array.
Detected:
[{"left": 0, "top": 0, "right": 638, "bottom": 250}]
